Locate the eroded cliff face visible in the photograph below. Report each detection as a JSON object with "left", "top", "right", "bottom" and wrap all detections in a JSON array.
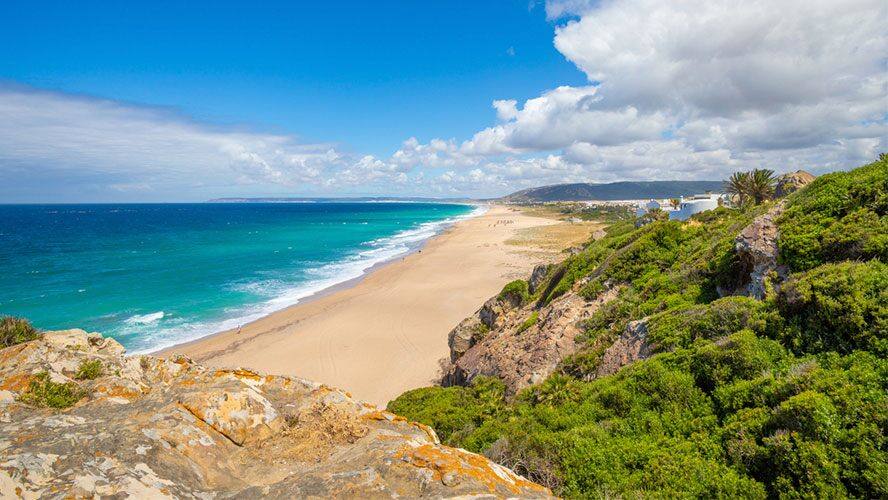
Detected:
[
  {"left": 444, "top": 278, "right": 618, "bottom": 396},
  {"left": 0, "top": 329, "right": 551, "bottom": 499}
]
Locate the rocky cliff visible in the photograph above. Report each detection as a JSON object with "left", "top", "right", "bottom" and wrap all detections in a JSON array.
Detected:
[
  {"left": 0, "top": 329, "right": 551, "bottom": 498},
  {"left": 444, "top": 193, "right": 803, "bottom": 395},
  {"left": 444, "top": 275, "right": 618, "bottom": 396}
]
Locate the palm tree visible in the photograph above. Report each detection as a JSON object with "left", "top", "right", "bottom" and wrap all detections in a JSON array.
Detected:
[
  {"left": 725, "top": 171, "right": 750, "bottom": 207},
  {"left": 724, "top": 169, "right": 777, "bottom": 206},
  {"left": 669, "top": 198, "right": 681, "bottom": 210},
  {"left": 747, "top": 168, "right": 776, "bottom": 204}
]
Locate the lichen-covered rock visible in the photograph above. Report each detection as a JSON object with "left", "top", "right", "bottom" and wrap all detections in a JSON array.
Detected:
[
  {"left": 445, "top": 287, "right": 619, "bottom": 395},
  {"left": 774, "top": 170, "right": 815, "bottom": 198},
  {"left": 0, "top": 330, "right": 551, "bottom": 498},
  {"left": 734, "top": 201, "right": 789, "bottom": 299},
  {"left": 595, "top": 319, "right": 653, "bottom": 378}
]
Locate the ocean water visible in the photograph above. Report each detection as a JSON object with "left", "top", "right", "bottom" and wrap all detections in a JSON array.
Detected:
[{"left": 0, "top": 202, "right": 476, "bottom": 352}]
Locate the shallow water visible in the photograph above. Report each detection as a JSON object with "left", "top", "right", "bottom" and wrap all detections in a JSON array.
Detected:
[{"left": 0, "top": 202, "right": 475, "bottom": 352}]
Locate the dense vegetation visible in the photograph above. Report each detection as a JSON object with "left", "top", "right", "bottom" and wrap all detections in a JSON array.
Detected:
[{"left": 390, "top": 159, "right": 887, "bottom": 498}]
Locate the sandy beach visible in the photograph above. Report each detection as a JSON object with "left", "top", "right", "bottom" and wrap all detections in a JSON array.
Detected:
[{"left": 160, "top": 204, "right": 602, "bottom": 407}]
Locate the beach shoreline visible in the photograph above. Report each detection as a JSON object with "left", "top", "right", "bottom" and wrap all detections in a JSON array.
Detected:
[
  {"left": 159, "top": 204, "right": 601, "bottom": 407},
  {"left": 151, "top": 203, "right": 487, "bottom": 355}
]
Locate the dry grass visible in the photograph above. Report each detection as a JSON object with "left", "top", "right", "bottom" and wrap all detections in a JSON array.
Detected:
[
  {"left": 513, "top": 204, "right": 573, "bottom": 221},
  {"left": 506, "top": 221, "right": 605, "bottom": 253}
]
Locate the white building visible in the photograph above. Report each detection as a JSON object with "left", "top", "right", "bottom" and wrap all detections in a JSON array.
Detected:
[
  {"left": 635, "top": 199, "right": 663, "bottom": 217},
  {"left": 636, "top": 193, "right": 727, "bottom": 221},
  {"left": 668, "top": 193, "right": 727, "bottom": 221}
]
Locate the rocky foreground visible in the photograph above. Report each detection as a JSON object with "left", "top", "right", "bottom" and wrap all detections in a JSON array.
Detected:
[{"left": 0, "top": 329, "right": 550, "bottom": 498}]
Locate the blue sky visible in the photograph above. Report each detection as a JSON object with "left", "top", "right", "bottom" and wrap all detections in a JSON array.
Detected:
[
  {"left": 0, "top": 0, "right": 885, "bottom": 202},
  {"left": 0, "top": 1, "right": 584, "bottom": 157}
]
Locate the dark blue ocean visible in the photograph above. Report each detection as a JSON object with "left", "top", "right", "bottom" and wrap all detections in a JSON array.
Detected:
[{"left": 0, "top": 202, "right": 476, "bottom": 352}]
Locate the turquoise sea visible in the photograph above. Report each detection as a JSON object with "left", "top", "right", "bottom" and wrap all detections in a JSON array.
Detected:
[{"left": 0, "top": 202, "right": 476, "bottom": 352}]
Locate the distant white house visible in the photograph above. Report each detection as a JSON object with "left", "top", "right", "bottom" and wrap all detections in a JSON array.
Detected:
[
  {"left": 635, "top": 199, "right": 663, "bottom": 217},
  {"left": 669, "top": 193, "right": 727, "bottom": 220},
  {"left": 636, "top": 193, "right": 727, "bottom": 221}
]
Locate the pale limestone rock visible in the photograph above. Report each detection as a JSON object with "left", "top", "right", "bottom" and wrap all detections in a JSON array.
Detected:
[{"left": 0, "top": 329, "right": 551, "bottom": 498}]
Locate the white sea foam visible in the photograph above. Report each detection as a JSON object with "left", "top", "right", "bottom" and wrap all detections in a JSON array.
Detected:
[
  {"left": 125, "top": 311, "right": 165, "bottom": 325},
  {"left": 136, "top": 204, "right": 486, "bottom": 354}
]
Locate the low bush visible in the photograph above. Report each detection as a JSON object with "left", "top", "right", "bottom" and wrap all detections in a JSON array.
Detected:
[
  {"left": 1, "top": 316, "right": 40, "bottom": 348},
  {"left": 75, "top": 359, "right": 104, "bottom": 380},
  {"left": 778, "top": 158, "right": 887, "bottom": 270},
  {"left": 777, "top": 260, "right": 887, "bottom": 355},
  {"left": 645, "top": 296, "right": 769, "bottom": 351},
  {"left": 498, "top": 280, "right": 529, "bottom": 305},
  {"left": 387, "top": 376, "right": 507, "bottom": 446},
  {"left": 19, "top": 372, "right": 84, "bottom": 409}
]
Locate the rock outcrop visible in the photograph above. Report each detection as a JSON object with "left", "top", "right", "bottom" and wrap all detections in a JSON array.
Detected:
[
  {"left": 594, "top": 319, "right": 653, "bottom": 378},
  {"left": 734, "top": 201, "right": 789, "bottom": 299},
  {"left": 444, "top": 286, "right": 619, "bottom": 395},
  {"left": 448, "top": 292, "right": 523, "bottom": 363},
  {"left": 0, "top": 330, "right": 551, "bottom": 498},
  {"left": 774, "top": 170, "right": 815, "bottom": 198},
  {"left": 527, "top": 264, "right": 550, "bottom": 295}
]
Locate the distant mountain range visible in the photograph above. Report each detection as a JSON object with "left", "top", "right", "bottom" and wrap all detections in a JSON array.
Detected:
[
  {"left": 501, "top": 181, "right": 725, "bottom": 203},
  {"left": 208, "top": 181, "right": 725, "bottom": 205},
  {"left": 206, "top": 196, "right": 475, "bottom": 204}
]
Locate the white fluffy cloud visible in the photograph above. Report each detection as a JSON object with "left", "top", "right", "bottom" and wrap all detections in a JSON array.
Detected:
[{"left": 411, "top": 0, "right": 887, "bottom": 190}]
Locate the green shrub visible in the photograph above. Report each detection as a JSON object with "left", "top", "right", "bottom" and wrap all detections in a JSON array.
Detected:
[
  {"left": 770, "top": 390, "right": 838, "bottom": 442},
  {"left": 645, "top": 296, "right": 769, "bottom": 351},
  {"left": 387, "top": 376, "right": 507, "bottom": 446},
  {"left": 19, "top": 371, "right": 84, "bottom": 409},
  {"left": 1, "top": 316, "right": 40, "bottom": 348},
  {"left": 470, "top": 322, "right": 490, "bottom": 342},
  {"left": 777, "top": 260, "right": 887, "bottom": 355},
  {"left": 75, "top": 359, "right": 104, "bottom": 380},
  {"left": 762, "top": 432, "right": 846, "bottom": 498},
  {"left": 498, "top": 280, "right": 529, "bottom": 305},
  {"left": 516, "top": 312, "right": 539, "bottom": 333},
  {"left": 690, "top": 330, "right": 787, "bottom": 393},
  {"left": 577, "top": 277, "right": 605, "bottom": 300},
  {"left": 778, "top": 159, "right": 888, "bottom": 270}
]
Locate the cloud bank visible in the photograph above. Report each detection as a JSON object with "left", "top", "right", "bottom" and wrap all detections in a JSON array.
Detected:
[{"left": 2, "top": 0, "right": 886, "bottom": 200}]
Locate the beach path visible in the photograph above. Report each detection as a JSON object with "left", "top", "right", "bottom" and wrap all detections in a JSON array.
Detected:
[{"left": 159, "top": 205, "right": 593, "bottom": 407}]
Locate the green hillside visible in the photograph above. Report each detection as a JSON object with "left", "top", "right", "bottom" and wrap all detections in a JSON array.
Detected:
[
  {"left": 389, "top": 159, "right": 888, "bottom": 498},
  {"left": 503, "top": 180, "right": 725, "bottom": 203}
]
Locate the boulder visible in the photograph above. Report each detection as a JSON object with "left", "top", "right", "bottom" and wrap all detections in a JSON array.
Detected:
[
  {"left": 775, "top": 170, "right": 815, "bottom": 197},
  {"left": 734, "top": 201, "right": 789, "bottom": 299},
  {"left": 595, "top": 319, "right": 653, "bottom": 378},
  {"left": 0, "top": 330, "right": 551, "bottom": 498}
]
